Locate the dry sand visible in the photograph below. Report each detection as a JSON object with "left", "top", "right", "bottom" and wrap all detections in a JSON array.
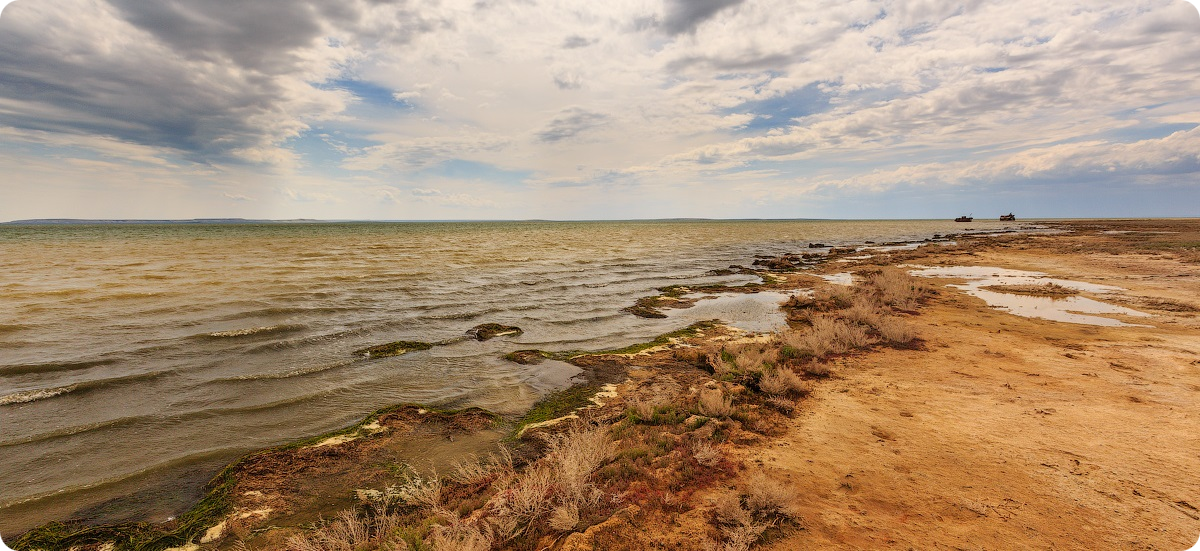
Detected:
[{"left": 757, "top": 223, "right": 1200, "bottom": 550}]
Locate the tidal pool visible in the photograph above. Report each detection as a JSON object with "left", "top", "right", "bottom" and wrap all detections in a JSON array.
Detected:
[{"left": 905, "top": 265, "right": 1152, "bottom": 327}]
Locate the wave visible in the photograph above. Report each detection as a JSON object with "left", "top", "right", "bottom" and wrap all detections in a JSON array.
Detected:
[
  {"left": 0, "top": 370, "right": 169, "bottom": 408},
  {"left": 201, "top": 323, "right": 307, "bottom": 339},
  {"left": 0, "top": 391, "right": 326, "bottom": 449},
  {"left": 0, "top": 323, "right": 31, "bottom": 334},
  {"left": 0, "top": 384, "right": 79, "bottom": 406},
  {"left": 0, "top": 358, "right": 119, "bottom": 376},
  {"left": 218, "top": 359, "right": 358, "bottom": 381},
  {"left": 545, "top": 313, "right": 625, "bottom": 326}
]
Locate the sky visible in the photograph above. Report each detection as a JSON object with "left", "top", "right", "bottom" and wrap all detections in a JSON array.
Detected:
[{"left": 0, "top": 0, "right": 1198, "bottom": 221}]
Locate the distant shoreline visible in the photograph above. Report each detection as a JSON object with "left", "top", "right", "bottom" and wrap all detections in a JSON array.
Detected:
[{"left": 4, "top": 216, "right": 1196, "bottom": 226}]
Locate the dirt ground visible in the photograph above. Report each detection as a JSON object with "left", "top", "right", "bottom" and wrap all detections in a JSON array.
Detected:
[{"left": 757, "top": 224, "right": 1200, "bottom": 550}]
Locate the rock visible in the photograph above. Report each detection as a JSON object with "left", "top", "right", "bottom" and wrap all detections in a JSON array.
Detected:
[
  {"left": 504, "top": 350, "right": 548, "bottom": 364},
  {"left": 559, "top": 505, "right": 642, "bottom": 551}
]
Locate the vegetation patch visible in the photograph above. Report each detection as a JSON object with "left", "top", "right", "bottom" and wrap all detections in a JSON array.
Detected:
[
  {"left": 512, "top": 384, "right": 600, "bottom": 435},
  {"left": 466, "top": 323, "right": 523, "bottom": 341},
  {"left": 353, "top": 340, "right": 434, "bottom": 358},
  {"left": 502, "top": 349, "right": 551, "bottom": 364}
]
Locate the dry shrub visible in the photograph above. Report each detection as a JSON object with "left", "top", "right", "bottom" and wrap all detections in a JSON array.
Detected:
[
  {"left": 843, "top": 295, "right": 883, "bottom": 327},
  {"left": 865, "top": 268, "right": 928, "bottom": 310},
  {"left": 698, "top": 389, "right": 735, "bottom": 418},
  {"left": 629, "top": 394, "right": 667, "bottom": 421},
  {"left": 545, "top": 423, "right": 613, "bottom": 506},
  {"left": 427, "top": 512, "right": 493, "bottom": 551},
  {"left": 801, "top": 362, "right": 831, "bottom": 378},
  {"left": 757, "top": 367, "right": 806, "bottom": 397},
  {"left": 705, "top": 349, "right": 734, "bottom": 378},
  {"left": 874, "top": 315, "right": 917, "bottom": 344},
  {"left": 717, "top": 523, "right": 768, "bottom": 551},
  {"left": 692, "top": 440, "right": 722, "bottom": 467},
  {"left": 733, "top": 347, "right": 770, "bottom": 374},
  {"left": 486, "top": 423, "right": 613, "bottom": 539},
  {"left": 709, "top": 494, "right": 768, "bottom": 551},
  {"left": 814, "top": 286, "right": 853, "bottom": 310},
  {"left": 384, "top": 469, "right": 442, "bottom": 510},
  {"left": 548, "top": 502, "right": 580, "bottom": 532},
  {"left": 450, "top": 447, "right": 514, "bottom": 485},
  {"left": 286, "top": 509, "right": 406, "bottom": 551},
  {"left": 765, "top": 396, "right": 796, "bottom": 414},
  {"left": 488, "top": 464, "right": 554, "bottom": 540},
  {"left": 743, "top": 471, "right": 796, "bottom": 518},
  {"left": 784, "top": 315, "right": 874, "bottom": 358}
]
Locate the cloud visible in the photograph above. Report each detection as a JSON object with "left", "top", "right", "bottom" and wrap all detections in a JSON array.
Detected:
[
  {"left": 561, "top": 35, "right": 596, "bottom": 49},
  {"left": 661, "top": 0, "right": 745, "bottom": 35},
  {"left": 1, "top": 0, "right": 1199, "bottom": 220},
  {"left": 0, "top": 0, "right": 444, "bottom": 165},
  {"left": 536, "top": 108, "right": 609, "bottom": 142}
]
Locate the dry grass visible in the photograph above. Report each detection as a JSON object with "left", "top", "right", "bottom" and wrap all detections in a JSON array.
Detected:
[
  {"left": 800, "top": 362, "right": 831, "bottom": 377},
  {"left": 427, "top": 512, "right": 492, "bottom": 551},
  {"left": 692, "top": 440, "right": 723, "bottom": 467},
  {"left": 383, "top": 469, "right": 442, "bottom": 510},
  {"left": 743, "top": 471, "right": 796, "bottom": 518},
  {"left": 548, "top": 502, "right": 580, "bottom": 532},
  {"left": 285, "top": 509, "right": 406, "bottom": 551},
  {"left": 487, "top": 463, "right": 554, "bottom": 540},
  {"left": 450, "top": 447, "right": 514, "bottom": 485},
  {"left": 874, "top": 315, "right": 918, "bottom": 344},
  {"left": 629, "top": 394, "right": 668, "bottom": 422},
  {"left": 782, "top": 315, "right": 874, "bottom": 358},
  {"left": 545, "top": 423, "right": 613, "bottom": 506},
  {"left": 865, "top": 268, "right": 929, "bottom": 310},
  {"left": 843, "top": 295, "right": 883, "bottom": 327},
  {"left": 698, "top": 389, "right": 735, "bottom": 418},
  {"left": 757, "top": 366, "right": 807, "bottom": 397},
  {"left": 733, "top": 346, "right": 773, "bottom": 374}
]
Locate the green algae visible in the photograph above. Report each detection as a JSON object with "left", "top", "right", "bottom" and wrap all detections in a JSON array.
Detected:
[{"left": 511, "top": 383, "right": 600, "bottom": 436}]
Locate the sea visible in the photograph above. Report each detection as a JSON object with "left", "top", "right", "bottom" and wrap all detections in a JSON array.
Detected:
[{"left": 0, "top": 219, "right": 1017, "bottom": 533}]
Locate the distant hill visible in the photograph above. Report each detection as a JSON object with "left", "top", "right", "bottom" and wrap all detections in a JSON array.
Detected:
[{"left": 1, "top": 218, "right": 324, "bottom": 225}]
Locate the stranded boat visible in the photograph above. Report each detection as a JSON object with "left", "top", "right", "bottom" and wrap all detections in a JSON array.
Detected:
[
  {"left": 1000, "top": 213, "right": 1016, "bottom": 221},
  {"left": 954, "top": 215, "right": 973, "bottom": 222}
]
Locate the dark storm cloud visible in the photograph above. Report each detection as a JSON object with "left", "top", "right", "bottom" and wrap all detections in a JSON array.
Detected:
[
  {"left": 0, "top": 0, "right": 437, "bottom": 163},
  {"left": 536, "top": 108, "right": 608, "bottom": 142},
  {"left": 661, "top": 0, "right": 745, "bottom": 35},
  {"left": 561, "top": 35, "right": 596, "bottom": 49}
]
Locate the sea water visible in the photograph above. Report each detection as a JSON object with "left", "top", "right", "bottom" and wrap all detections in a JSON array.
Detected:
[{"left": 0, "top": 219, "right": 1017, "bottom": 532}]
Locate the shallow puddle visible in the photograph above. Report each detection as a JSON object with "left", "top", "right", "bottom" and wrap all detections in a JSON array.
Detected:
[
  {"left": 819, "top": 273, "right": 855, "bottom": 286},
  {"left": 905, "top": 265, "right": 1152, "bottom": 327},
  {"left": 666, "top": 291, "right": 791, "bottom": 333}
]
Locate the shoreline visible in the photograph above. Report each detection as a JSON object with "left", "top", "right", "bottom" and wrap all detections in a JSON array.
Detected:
[{"left": 12, "top": 219, "right": 1200, "bottom": 550}]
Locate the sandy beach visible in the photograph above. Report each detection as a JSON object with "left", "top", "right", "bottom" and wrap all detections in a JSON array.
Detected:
[{"left": 14, "top": 219, "right": 1200, "bottom": 551}]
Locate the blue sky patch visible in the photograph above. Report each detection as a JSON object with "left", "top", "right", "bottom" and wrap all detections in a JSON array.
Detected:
[{"left": 728, "top": 82, "right": 835, "bottom": 132}]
